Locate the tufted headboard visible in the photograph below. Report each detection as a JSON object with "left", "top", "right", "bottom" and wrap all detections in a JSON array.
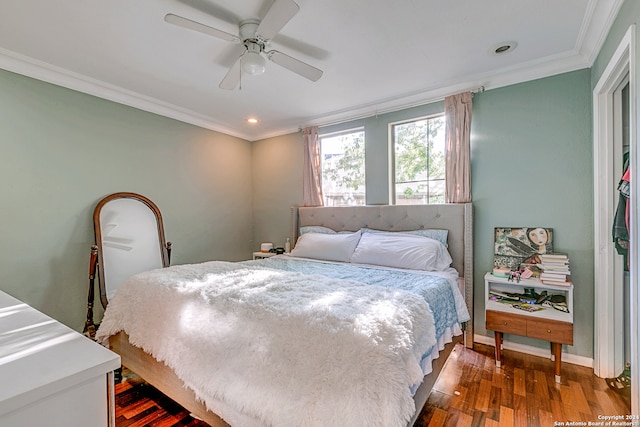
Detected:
[{"left": 290, "top": 203, "right": 474, "bottom": 348}]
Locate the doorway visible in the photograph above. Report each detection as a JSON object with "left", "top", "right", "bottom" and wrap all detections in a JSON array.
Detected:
[{"left": 593, "top": 24, "right": 637, "bottom": 413}]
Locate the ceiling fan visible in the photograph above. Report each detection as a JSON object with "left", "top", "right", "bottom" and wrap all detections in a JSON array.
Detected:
[{"left": 165, "top": 0, "right": 323, "bottom": 90}]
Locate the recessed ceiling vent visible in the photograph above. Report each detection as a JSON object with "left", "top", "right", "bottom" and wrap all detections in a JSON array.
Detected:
[{"left": 490, "top": 41, "right": 518, "bottom": 56}]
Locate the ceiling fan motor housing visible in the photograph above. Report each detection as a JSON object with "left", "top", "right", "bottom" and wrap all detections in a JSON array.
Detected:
[
  {"left": 239, "top": 19, "right": 261, "bottom": 42},
  {"left": 239, "top": 19, "right": 267, "bottom": 76}
]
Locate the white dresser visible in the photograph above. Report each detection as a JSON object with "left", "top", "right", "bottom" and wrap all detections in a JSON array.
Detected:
[{"left": 0, "top": 290, "right": 121, "bottom": 427}]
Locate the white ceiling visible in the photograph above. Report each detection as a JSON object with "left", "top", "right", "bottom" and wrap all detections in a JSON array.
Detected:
[{"left": 0, "top": 0, "right": 623, "bottom": 141}]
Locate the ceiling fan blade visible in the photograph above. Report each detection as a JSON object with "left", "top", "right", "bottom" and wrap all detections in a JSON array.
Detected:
[
  {"left": 175, "top": 0, "right": 240, "bottom": 27},
  {"left": 165, "top": 13, "right": 240, "bottom": 43},
  {"left": 267, "top": 50, "right": 323, "bottom": 82},
  {"left": 219, "top": 56, "right": 242, "bottom": 90},
  {"left": 256, "top": 0, "right": 300, "bottom": 41}
]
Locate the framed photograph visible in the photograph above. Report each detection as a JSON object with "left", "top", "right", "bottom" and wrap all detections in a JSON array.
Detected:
[{"left": 494, "top": 227, "right": 553, "bottom": 271}]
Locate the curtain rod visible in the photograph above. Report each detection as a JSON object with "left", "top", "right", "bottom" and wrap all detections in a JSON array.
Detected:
[{"left": 299, "top": 86, "right": 485, "bottom": 132}]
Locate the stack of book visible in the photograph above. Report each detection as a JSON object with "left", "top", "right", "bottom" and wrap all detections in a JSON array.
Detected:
[{"left": 538, "top": 253, "right": 571, "bottom": 286}]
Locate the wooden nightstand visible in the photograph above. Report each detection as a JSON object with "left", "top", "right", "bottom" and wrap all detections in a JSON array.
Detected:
[
  {"left": 252, "top": 251, "right": 278, "bottom": 260},
  {"left": 484, "top": 272, "right": 574, "bottom": 383}
]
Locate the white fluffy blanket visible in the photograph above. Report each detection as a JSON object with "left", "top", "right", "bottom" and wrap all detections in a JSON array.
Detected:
[{"left": 97, "top": 261, "right": 436, "bottom": 427}]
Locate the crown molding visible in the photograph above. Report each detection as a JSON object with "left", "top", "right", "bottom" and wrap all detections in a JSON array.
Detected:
[
  {"left": 578, "top": 0, "right": 625, "bottom": 66},
  {"left": 0, "top": 0, "right": 622, "bottom": 143},
  {"left": 276, "top": 50, "right": 591, "bottom": 140},
  {"left": 0, "top": 47, "right": 254, "bottom": 141},
  {"left": 0, "top": 45, "right": 594, "bottom": 142}
]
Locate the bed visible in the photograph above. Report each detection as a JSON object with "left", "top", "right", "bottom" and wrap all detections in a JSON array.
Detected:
[{"left": 97, "top": 203, "right": 473, "bottom": 427}]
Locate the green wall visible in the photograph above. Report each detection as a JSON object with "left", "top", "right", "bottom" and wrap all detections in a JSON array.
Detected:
[
  {"left": 252, "top": 69, "right": 594, "bottom": 358},
  {"left": 252, "top": 131, "right": 303, "bottom": 249},
  {"left": 0, "top": 69, "right": 253, "bottom": 329},
  {"left": 0, "top": 46, "right": 597, "bottom": 359},
  {"left": 471, "top": 70, "right": 593, "bottom": 357}
]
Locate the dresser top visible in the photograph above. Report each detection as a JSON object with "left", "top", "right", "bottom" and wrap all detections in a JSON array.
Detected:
[{"left": 0, "top": 290, "right": 120, "bottom": 415}]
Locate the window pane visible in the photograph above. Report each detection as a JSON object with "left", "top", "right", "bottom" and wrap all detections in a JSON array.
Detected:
[
  {"left": 320, "top": 130, "right": 365, "bottom": 206},
  {"left": 394, "top": 179, "right": 445, "bottom": 204},
  {"left": 393, "top": 115, "right": 445, "bottom": 205},
  {"left": 428, "top": 179, "right": 445, "bottom": 203}
]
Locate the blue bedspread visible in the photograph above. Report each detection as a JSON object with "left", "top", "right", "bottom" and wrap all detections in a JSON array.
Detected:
[{"left": 241, "top": 257, "right": 467, "bottom": 343}]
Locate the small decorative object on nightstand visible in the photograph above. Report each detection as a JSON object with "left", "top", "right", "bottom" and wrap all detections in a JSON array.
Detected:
[
  {"left": 253, "top": 251, "right": 278, "bottom": 260},
  {"left": 484, "top": 272, "right": 574, "bottom": 383}
]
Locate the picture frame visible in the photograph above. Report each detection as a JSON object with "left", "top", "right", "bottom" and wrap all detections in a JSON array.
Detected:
[{"left": 494, "top": 227, "right": 553, "bottom": 273}]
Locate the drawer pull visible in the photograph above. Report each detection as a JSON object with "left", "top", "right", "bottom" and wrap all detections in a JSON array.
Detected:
[
  {"left": 547, "top": 329, "right": 552, "bottom": 333},
  {"left": 504, "top": 321, "right": 508, "bottom": 325}
]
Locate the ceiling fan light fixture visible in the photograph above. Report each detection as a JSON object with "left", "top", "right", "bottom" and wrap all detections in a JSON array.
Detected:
[{"left": 242, "top": 51, "right": 266, "bottom": 76}]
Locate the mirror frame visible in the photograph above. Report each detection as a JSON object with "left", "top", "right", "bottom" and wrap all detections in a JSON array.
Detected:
[{"left": 93, "top": 192, "right": 170, "bottom": 309}]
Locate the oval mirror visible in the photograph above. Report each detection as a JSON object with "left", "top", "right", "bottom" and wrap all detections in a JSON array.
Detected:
[{"left": 93, "top": 192, "right": 170, "bottom": 308}]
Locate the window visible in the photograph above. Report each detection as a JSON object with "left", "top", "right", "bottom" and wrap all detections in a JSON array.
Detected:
[
  {"left": 320, "top": 129, "right": 365, "bottom": 206},
  {"left": 392, "top": 115, "right": 446, "bottom": 205}
]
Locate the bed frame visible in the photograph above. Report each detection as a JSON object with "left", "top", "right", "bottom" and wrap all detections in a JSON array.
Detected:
[{"left": 110, "top": 203, "right": 473, "bottom": 427}]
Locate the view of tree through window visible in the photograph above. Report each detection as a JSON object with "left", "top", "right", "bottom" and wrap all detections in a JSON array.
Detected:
[
  {"left": 320, "top": 130, "right": 365, "bottom": 206},
  {"left": 393, "top": 115, "right": 446, "bottom": 205}
]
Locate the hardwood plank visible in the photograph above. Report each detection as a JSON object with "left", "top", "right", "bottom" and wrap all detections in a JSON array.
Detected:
[
  {"left": 534, "top": 369, "right": 550, "bottom": 400},
  {"left": 432, "top": 350, "right": 462, "bottom": 395},
  {"left": 485, "top": 384, "right": 502, "bottom": 421},
  {"left": 513, "top": 394, "right": 529, "bottom": 426},
  {"left": 483, "top": 419, "right": 500, "bottom": 427},
  {"left": 450, "top": 385, "right": 468, "bottom": 410},
  {"left": 538, "top": 409, "right": 555, "bottom": 426},
  {"left": 498, "top": 405, "right": 515, "bottom": 427},
  {"left": 474, "top": 379, "right": 492, "bottom": 411},
  {"left": 457, "top": 411, "right": 474, "bottom": 427},
  {"left": 426, "top": 408, "right": 447, "bottom": 427},
  {"left": 549, "top": 397, "right": 566, "bottom": 421},
  {"left": 568, "top": 380, "right": 592, "bottom": 414},
  {"left": 513, "top": 368, "right": 526, "bottom": 397},
  {"left": 595, "top": 388, "right": 624, "bottom": 415}
]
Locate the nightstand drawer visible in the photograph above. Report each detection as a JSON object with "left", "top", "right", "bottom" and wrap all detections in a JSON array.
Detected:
[
  {"left": 486, "top": 310, "right": 526, "bottom": 334},
  {"left": 526, "top": 318, "right": 573, "bottom": 345}
]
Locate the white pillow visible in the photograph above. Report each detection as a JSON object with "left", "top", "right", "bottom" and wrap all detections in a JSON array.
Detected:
[
  {"left": 290, "top": 230, "right": 362, "bottom": 262},
  {"left": 350, "top": 231, "right": 452, "bottom": 271},
  {"left": 299, "top": 225, "right": 337, "bottom": 235},
  {"left": 362, "top": 227, "right": 449, "bottom": 246}
]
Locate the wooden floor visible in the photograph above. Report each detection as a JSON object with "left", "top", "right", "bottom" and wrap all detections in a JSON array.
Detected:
[
  {"left": 114, "top": 343, "right": 631, "bottom": 427},
  {"left": 115, "top": 371, "right": 204, "bottom": 427},
  {"left": 416, "top": 343, "right": 630, "bottom": 426}
]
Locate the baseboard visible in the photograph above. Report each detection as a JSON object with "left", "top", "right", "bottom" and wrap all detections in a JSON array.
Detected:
[{"left": 474, "top": 334, "right": 593, "bottom": 368}]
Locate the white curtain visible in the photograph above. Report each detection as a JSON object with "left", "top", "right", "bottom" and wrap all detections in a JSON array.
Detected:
[
  {"left": 302, "top": 126, "right": 324, "bottom": 206},
  {"left": 444, "top": 92, "right": 473, "bottom": 203}
]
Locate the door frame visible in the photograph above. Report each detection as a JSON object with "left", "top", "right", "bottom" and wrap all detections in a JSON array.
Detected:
[{"left": 593, "top": 24, "right": 638, "bottom": 413}]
